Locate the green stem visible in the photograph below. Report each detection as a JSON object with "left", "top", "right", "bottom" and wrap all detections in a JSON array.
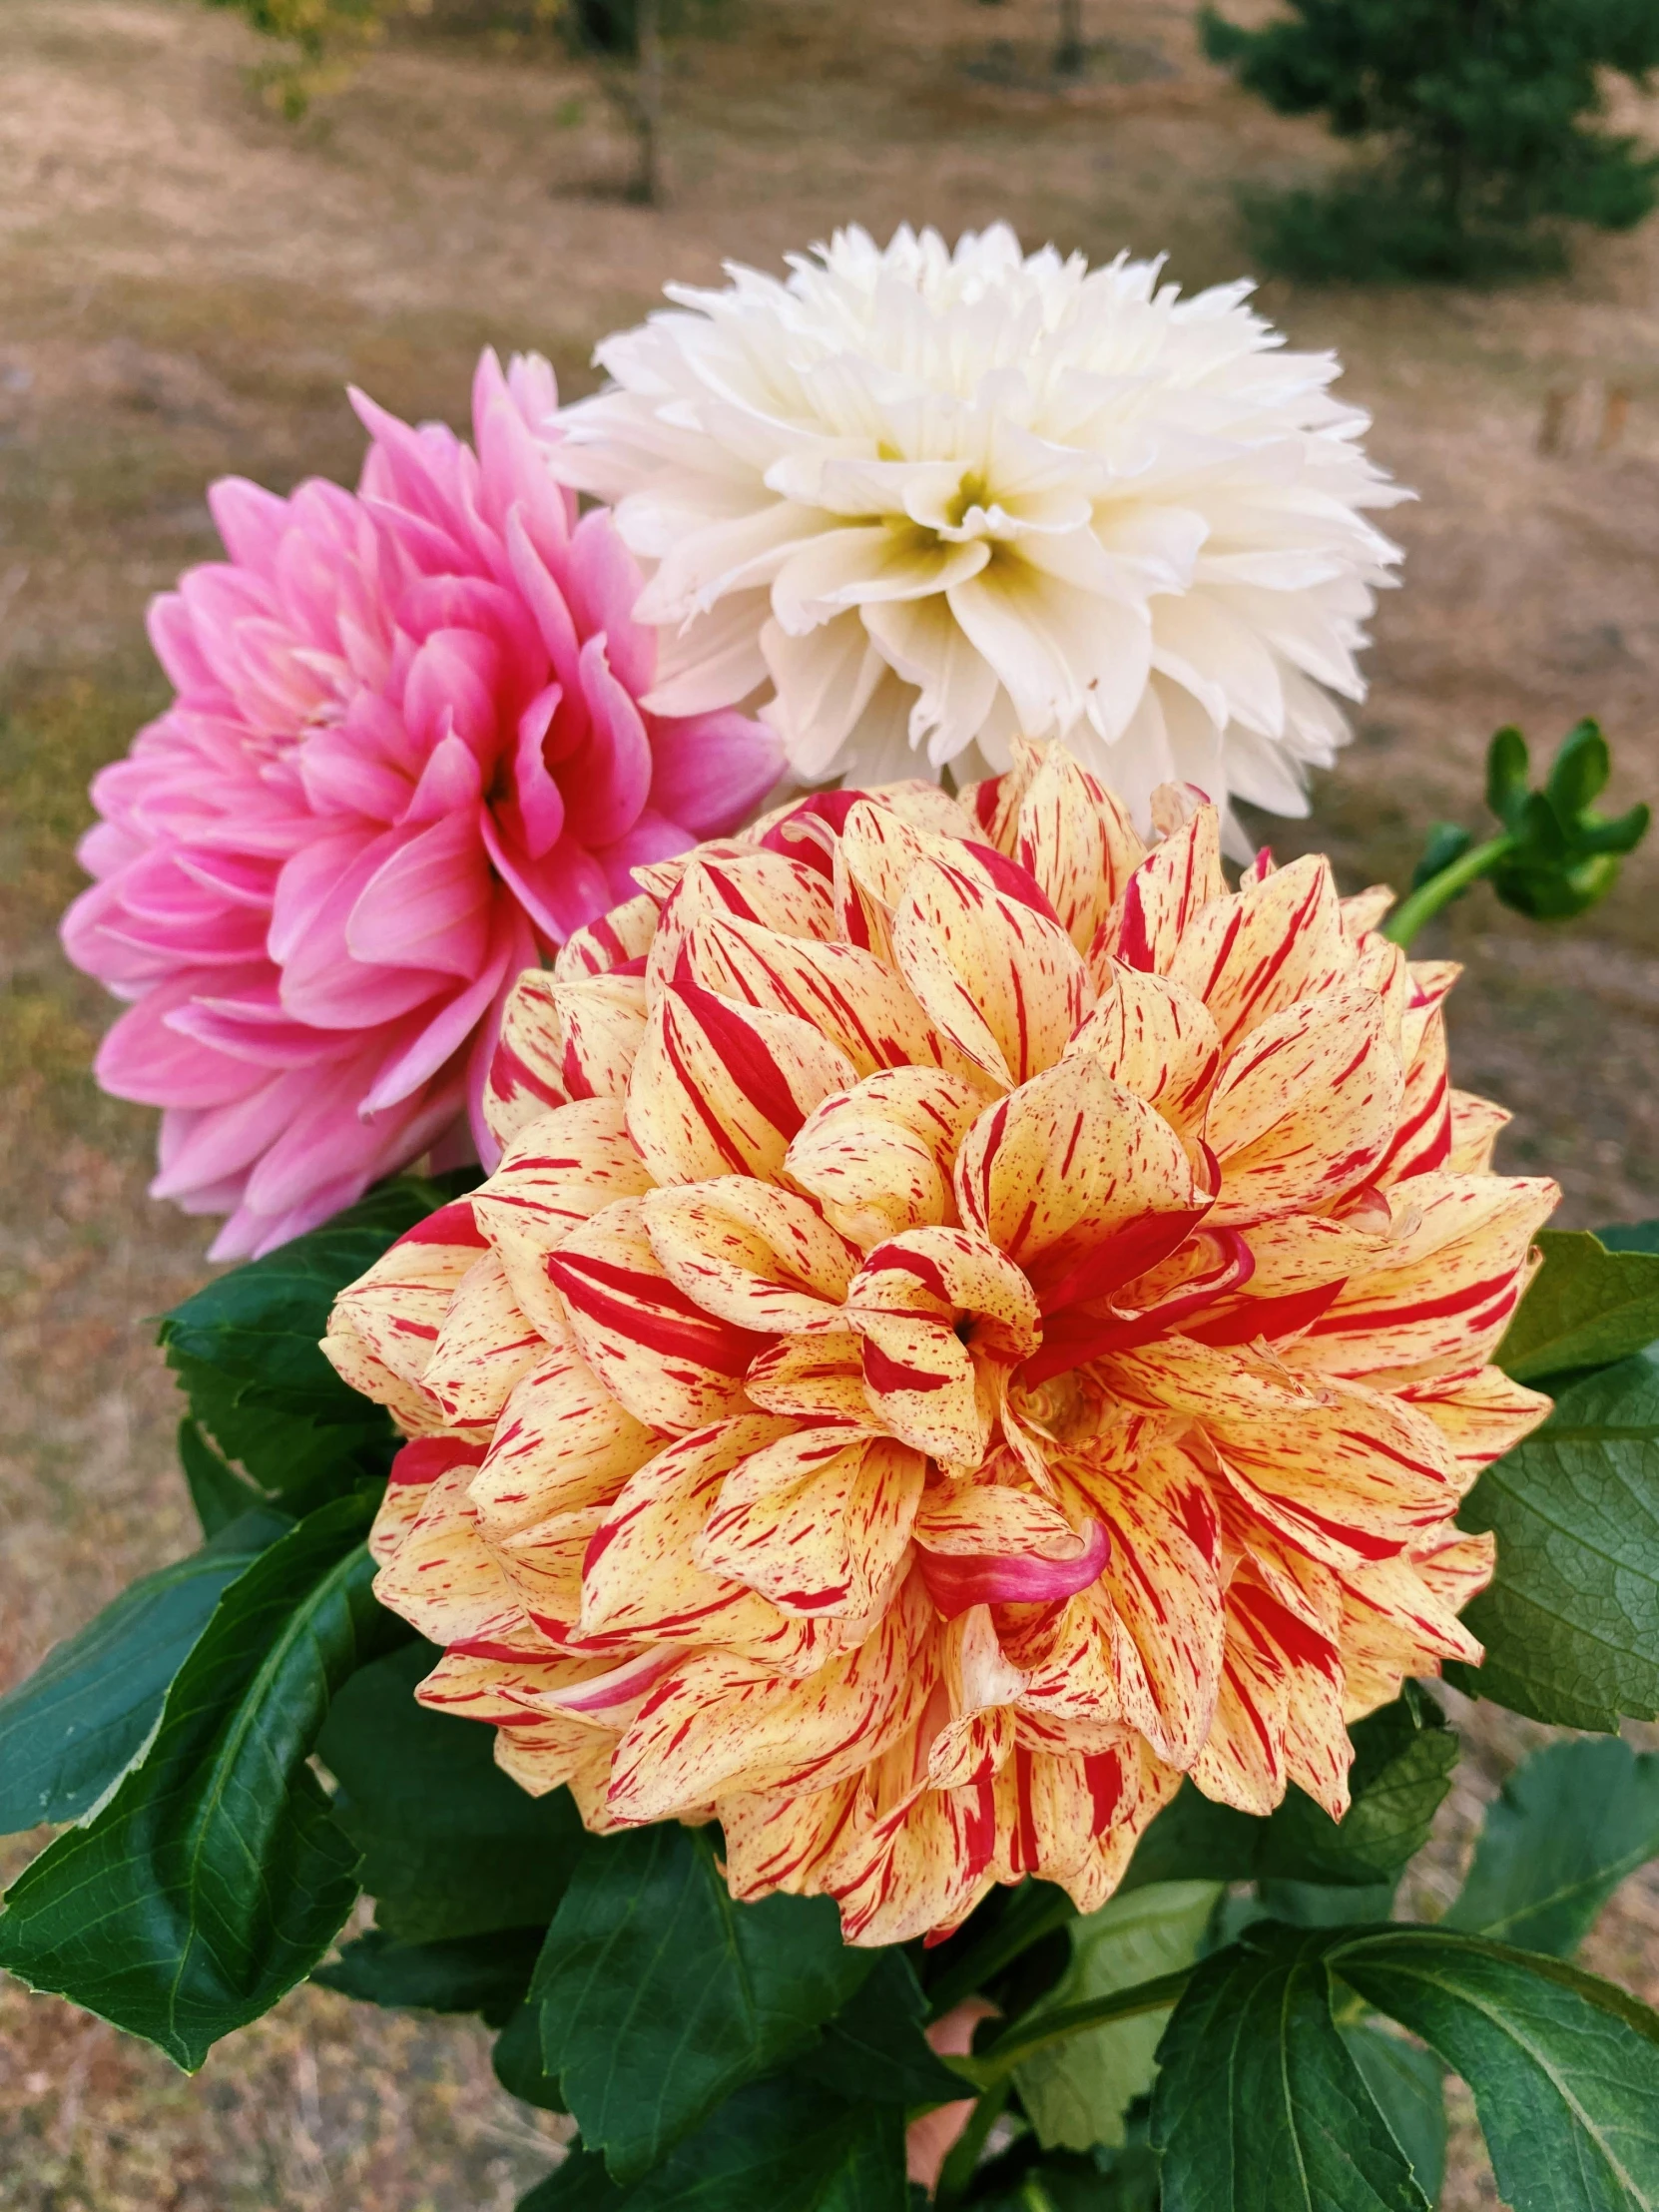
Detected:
[
  {"left": 1382, "top": 832, "right": 1511, "bottom": 950},
  {"left": 942, "top": 1964, "right": 1198, "bottom": 2092},
  {"left": 933, "top": 2079, "right": 1011, "bottom": 2209},
  {"left": 926, "top": 1883, "right": 1077, "bottom": 2020}
]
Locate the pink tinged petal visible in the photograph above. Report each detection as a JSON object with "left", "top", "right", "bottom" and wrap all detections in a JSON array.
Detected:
[
  {"left": 401, "top": 628, "right": 502, "bottom": 760},
  {"left": 96, "top": 981, "right": 276, "bottom": 1108},
  {"left": 476, "top": 370, "right": 574, "bottom": 571},
  {"left": 401, "top": 730, "right": 485, "bottom": 827},
  {"left": 149, "top": 1066, "right": 310, "bottom": 1197},
  {"left": 592, "top": 810, "right": 694, "bottom": 904},
  {"left": 346, "top": 810, "right": 495, "bottom": 981},
  {"left": 360, "top": 904, "right": 517, "bottom": 1113},
  {"left": 917, "top": 1521, "right": 1110, "bottom": 1617},
  {"left": 565, "top": 508, "right": 654, "bottom": 698},
  {"left": 147, "top": 592, "right": 228, "bottom": 702},
  {"left": 297, "top": 724, "right": 413, "bottom": 824},
  {"left": 481, "top": 821, "right": 613, "bottom": 945},
  {"left": 164, "top": 988, "right": 342, "bottom": 1071},
  {"left": 207, "top": 477, "right": 291, "bottom": 579},
  {"left": 558, "top": 635, "right": 654, "bottom": 848},
  {"left": 269, "top": 827, "right": 391, "bottom": 970},
  {"left": 350, "top": 387, "right": 478, "bottom": 549},
  {"left": 510, "top": 685, "right": 567, "bottom": 858},
  {"left": 648, "top": 707, "right": 784, "bottom": 838},
  {"left": 247, "top": 1058, "right": 464, "bottom": 1219},
  {"left": 506, "top": 508, "right": 586, "bottom": 722}
]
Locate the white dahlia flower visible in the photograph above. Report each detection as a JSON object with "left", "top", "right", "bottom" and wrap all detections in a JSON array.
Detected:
[{"left": 549, "top": 224, "right": 1407, "bottom": 841}]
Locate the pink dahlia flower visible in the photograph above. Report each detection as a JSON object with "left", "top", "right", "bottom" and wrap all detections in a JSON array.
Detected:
[{"left": 62, "top": 350, "right": 782, "bottom": 1260}]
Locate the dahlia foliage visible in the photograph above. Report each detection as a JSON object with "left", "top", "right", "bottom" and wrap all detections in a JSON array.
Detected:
[
  {"left": 550, "top": 225, "right": 1405, "bottom": 836},
  {"left": 325, "top": 740, "right": 1554, "bottom": 1942},
  {"left": 61, "top": 349, "right": 781, "bottom": 1259}
]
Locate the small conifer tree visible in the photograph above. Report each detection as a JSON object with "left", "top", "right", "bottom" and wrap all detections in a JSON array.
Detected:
[{"left": 1202, "top": 0, "right": 1659, "bottom": 280}]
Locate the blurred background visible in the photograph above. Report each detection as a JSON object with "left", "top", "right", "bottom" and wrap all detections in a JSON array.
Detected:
[{"left": 2, "top": 0, "right": 1658, "bottom": 2203}]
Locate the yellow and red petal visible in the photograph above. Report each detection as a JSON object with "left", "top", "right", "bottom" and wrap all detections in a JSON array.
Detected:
[
  {"left": 953, "top": 1054, "right": 1199, "bottom": 1312},
  {"left": 642, "top": 1178, "right": 860, "bottom": 1334},
  {"left": 1288, "top": 1171, "right": 1558, "bottom": 1382},
  {"left": 1167, "top": 852, "right": 1350, "bottom": 1052},
  {"left": 1204, "top": 990, "right": 1404, "bottom": 1224},
  {"left": 626, "top": 983, "right": 859, "bottom": 1186},
  {"left": 469, "top": 1346, "right": 661, "bottom": 1538},
  {"left": 483, "top": 970, "right": 569, "bottom": 1154},
  {"left": 892, "top": 859, "right": 1088, "bottom": 1090},
  {"left": 1095, "top": 807, "right": 1227, "bottom": 980},
  {"left": 471, "top": 1099, "right": 653, "bottom": 1344},
  {"left": 787, "top": 1067, "right": 986, "bottom": 1248},
  {"left": 699, "top": 1426, "right": 924, "bottom": 1618},
  {"left": 547, "top": 1196, "right": 773, "bottom": 1431},
  {"left": 579, "top": 1414, "right": 801, "bottom": 1650},
  {"left": 322, "top": 1198, "right": 489, "bottom": 1398},
  {"left": 1066, "top": 964, "right": 1222, "bottom": 1132},
  {"left": 1013, "top": 741, "right": 1147, "bottom": 956}
]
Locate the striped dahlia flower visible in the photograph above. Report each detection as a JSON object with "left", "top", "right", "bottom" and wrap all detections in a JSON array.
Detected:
[
  {"left": 61, "top": 350, "right": 781, "bottom": 1259},
  {"left": 324, "top": 742, "right": 1555, "bottom": 1943},
  {"left": 548, "top": 224, "right": 1405, "bottom": 841}
]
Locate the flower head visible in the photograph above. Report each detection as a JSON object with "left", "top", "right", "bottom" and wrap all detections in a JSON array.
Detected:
[
  {"left": 325, "top": 740, "right": 1554, "bottom": 1944},
  {"left": 549, "top": 224, "right": 1405, "bottom": 840},
  {"left": 62, "top": 350, "right": 782, "bottom": 1258}
]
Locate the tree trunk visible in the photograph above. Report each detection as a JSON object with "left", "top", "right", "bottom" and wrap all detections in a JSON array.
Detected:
[
  {"left": 1054, "top": 0, "right": 1084, "bottom": 77},
  {"left": 630, "top": 0, "right": 664, "bottom": 205}
]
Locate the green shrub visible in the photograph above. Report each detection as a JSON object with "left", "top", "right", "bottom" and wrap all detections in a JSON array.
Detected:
[{"left": 1202, "top": 0, "right": 1659, "bottom": 282}]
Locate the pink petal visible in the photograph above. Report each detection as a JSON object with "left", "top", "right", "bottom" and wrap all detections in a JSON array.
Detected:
[
  {"left": 558, "top": 634, "right": 652, "bottom": 847},
  {"left": 402, "top": 730, "right": 484, "bottom": 827},
  {"left": 208, "top": 478, "right": 291, "bottom": 580},
  {"left": 401, "top": 628, "right": 502, "bottom": 760},
  {"left": 97, "top": 979, "right": 275, "bottom": 1108},
  {"left": 916, "top": 1522, "right": 1111, "bottom": 1617},
  {"left": 565, "top": 509, "right": 653, "bottom": 698},
  {"left": 591, "top": 809, "right": 693, "bottom": 903},
  {"left": 146, "top": 592, "right": 227, "bottom": 702},
  {"left": 505, "top": 508, "right": 586, "bottom": 723},
  {"left": 649, "top": 708, "right": 784, "bottom": 836},
  {"left": 509, "top": 685, "right": 567, "bottom": 858},
  {"left": 346, "top": 808, "right": 494, "bottom": 979}
]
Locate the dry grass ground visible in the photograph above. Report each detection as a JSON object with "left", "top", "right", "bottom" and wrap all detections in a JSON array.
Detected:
[{"left": 2, "top": 0, "right": 1658, "bottom": 2202}]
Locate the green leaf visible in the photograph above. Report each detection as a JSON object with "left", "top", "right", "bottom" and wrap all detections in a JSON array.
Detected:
[
  {"left": 158, "top": 1174, "right": 458, "bottom": 1508},
  {"left": 628, "top": 2077, "right": 905, "bottom": 2211},
  {"left": 1444, "top": 1737, "right": 1659, "bottom": 1955},
  {"left": 516, "top": 2081, "right": 905, "bottom": 2211},
  {"left": 519, "top": 2148, "right": 628, "bottom": 2209},
  {"left": 532, "top": 1823, "right": 875, "bottom": 2181},
  {"left": 1151, "top": 1924, "right": 1431, "bottom": 2211},
  {"left": 1338, "top": 1929, "right": 1659, "bottom": 2212},
  {"left": 1341, "top": 2023, "right": 1445, "bottom": 2204},
  {"left": 1496, "top": 1230, "right": 1659, "bottom": 1383},
  {"left": 1123, "top": 1690, "right": 1453, "bottom": 1894},
  {"left": 1260, "top": 1684, "right": 1456, "bottom": 1887},
  {"left": 314, "top": 1925, "right": 542, "bottom": 2025},
  {"left": 1409, "top": 821, "right": 1474, "bottom": 893},
  {"left": 1451, "top": 1350, "right": 1659, "bottom": 1729},
  {"left": 316, "top": 1641, "right": 585, "bottom": 1942},
  {"left": 1486, "top": 725, "right": 1531, "bottom": 830},
  {"left": 1546, "top": 719, "right": 1610, "bottom": 820},
  {"left": 0, "top": 1495, "right": 397, "bottom": 2067},
  {"left": 496, "top": 2000, "right": 569, "bottom": 2110},
  {"left": 178, "top": 1416, "right": 270, "bottom": 1536},
  {"left": 812, "top": 1952, "right": 969, "bottom": 2108},
  {"left": 0, "top": 1505, "right": 290, "bottom": 1836},
  {"left": 1600, "top": 1223, "right": 1659, "bottom": 1258},
  {"left": 1014, "top": 1881, "right": 1221, "bottom": 2152}
]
